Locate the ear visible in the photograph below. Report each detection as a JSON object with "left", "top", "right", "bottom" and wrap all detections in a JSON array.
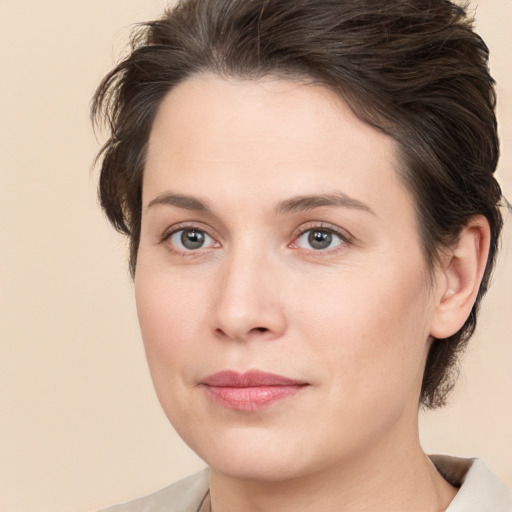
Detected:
[{"left": 430, "top": 216, "right": 491, "bottom": 339}]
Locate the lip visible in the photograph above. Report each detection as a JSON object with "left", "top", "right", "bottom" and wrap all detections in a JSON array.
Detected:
[{"left": 201, "top": 370, "right": 308, "bottom": 411}]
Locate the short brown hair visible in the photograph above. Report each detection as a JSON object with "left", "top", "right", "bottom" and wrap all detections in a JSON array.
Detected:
[{"left": 92, "top": 0, "right": 503, "bottom": 409}]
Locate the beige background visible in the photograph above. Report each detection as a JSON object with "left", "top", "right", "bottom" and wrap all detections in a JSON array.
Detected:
[{"left": 0, "top": 1, "right": 510, "bottom": 511}]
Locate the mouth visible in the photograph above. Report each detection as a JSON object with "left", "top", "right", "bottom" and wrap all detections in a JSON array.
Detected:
[{"left": 201, "top": 370, "right": 308, "bottom": 411}]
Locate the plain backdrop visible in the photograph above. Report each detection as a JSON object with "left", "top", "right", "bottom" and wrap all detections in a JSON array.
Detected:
[{"left": 1, "top": 1, "right": 511, "bottom": 511}]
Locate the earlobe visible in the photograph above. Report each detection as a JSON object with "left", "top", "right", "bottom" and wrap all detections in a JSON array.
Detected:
[{"left": 430, "top": 216, "right": 490, "bottom": 339}]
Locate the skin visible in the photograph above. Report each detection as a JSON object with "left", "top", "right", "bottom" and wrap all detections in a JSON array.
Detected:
[{"left": 135, "top": 74, "right": 488, "bottom": 511}]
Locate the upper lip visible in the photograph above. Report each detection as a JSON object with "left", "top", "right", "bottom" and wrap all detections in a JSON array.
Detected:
[{"left": 202, "top": 370, "right": 307, "bottom": 387}]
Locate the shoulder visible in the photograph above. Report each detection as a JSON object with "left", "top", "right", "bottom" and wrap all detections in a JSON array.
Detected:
[
  {"left": 430, "top": 455, "right": 512, "bottom": 512},
  {"left": 95, "top": 469, "right": 209, "bottom": 512}
]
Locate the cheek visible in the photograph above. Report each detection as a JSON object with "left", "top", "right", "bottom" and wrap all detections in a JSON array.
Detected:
[
  {"left": 298, "top": 264, "right": 432, "bottom": 399},
  {"left": 134, "top": 268, "right": 208, "bottom": 385}
]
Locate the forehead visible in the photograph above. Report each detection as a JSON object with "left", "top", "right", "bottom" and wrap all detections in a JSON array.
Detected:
[
  {"left": 148, "top": 74, "right": 396, "bottom": 161},
  {"left": 144, "top": 74, "right": 414, "bottom": 224}
]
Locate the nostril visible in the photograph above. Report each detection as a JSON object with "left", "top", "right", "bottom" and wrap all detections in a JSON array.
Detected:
[{"left": 213, "top": 326, "right": 269, "bottom": 339}]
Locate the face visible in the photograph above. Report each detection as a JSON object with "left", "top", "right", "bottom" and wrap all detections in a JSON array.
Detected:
[{"left": 136, "top": 75, "right": 442, "bottom": 482}]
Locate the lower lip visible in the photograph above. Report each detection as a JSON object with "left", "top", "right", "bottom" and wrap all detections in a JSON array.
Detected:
[{"left": 204, "top": 385, "right": 305, "bottom": 411}]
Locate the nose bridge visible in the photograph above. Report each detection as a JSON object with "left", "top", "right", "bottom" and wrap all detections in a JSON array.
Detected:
[{"left": 212, "top": 238, "right": 285, "bottom": 341}]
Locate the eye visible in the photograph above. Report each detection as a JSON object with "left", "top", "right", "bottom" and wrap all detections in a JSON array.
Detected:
[
  {"left": 294, "top": 228, "right": 344, "bottom": 251},
  {"left": 166, "top": 228, "right": 216, "bottom": 252}
]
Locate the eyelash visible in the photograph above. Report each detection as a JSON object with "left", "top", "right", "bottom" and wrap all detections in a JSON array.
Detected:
[
  {"left": 161, "top": 223, "right": 219, "bottom": 256},
  {"left": 161, "top": 222, "right": 351, "bottom": 256},
  {"left": 290, "top": 222, "right": 351, "bottom": 253}
]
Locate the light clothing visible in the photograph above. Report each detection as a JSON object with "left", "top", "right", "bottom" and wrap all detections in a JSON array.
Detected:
[
  {"left": 97, "top": 469, "right": 209, "bottom": 512},
  {"left": 97, "top": 455, "right": 512, "bottom": 511},
  {"left": 431, "top": 455, "right": 512, "bottom": 511}
]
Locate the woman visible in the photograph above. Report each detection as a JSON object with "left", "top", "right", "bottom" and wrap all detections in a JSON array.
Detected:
[{"left": 92, "top": 0, "right": 511, "bottom": 510}]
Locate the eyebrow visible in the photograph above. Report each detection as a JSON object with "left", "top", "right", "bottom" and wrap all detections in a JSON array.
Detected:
[
  {"left": 147, "top": 192, "right": 210, "bottom": 212},
  {"left": 274, "top": 192, "right": 375, "bottom": 216},
  {"left": 146, "top": 191, "right": 375, "bottom": 216}
]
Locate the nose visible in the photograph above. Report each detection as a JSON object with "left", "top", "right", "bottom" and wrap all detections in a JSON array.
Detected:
[{"left": 211, "top": 246, "right": 287, "bottom": 343}]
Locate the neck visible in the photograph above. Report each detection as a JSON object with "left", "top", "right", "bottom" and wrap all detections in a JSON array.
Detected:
[{"left": 208, "top": 421, "right": 457, "bottom": 512}]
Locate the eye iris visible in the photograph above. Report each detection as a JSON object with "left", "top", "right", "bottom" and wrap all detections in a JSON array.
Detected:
[
  {"left": 308, "top": 230, "right": 332, "bottom": 250},
  {"left": 181, "top": 229, "right": 205, "bottom": 249}
]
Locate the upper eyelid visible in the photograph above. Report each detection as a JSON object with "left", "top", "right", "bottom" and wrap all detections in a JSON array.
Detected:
[
  {"left": 158, "top": 223, "right": 220, "bottom": 255},
  {"left": 159, "top": 221, "right": 352, "bottom": 249},
  {"left": 162, "top": 226, "right": 219, "bottom": 254},
  {"left": 292, "top": 222, "right": 352, "bottom": 241},
  {"left": 162, "top": 221, "right": 216, "bottom": 239},
  {"left": 162, "top": 220, "right": 347, "bottom": 235}
]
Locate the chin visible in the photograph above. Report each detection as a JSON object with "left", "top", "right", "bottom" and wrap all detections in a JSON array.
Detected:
[
  {"left": 208, "top": 453, "right": 308, "bottom": 482},
  {"left": 180, "top": 424, "right": 314, "bottom": 482}
]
